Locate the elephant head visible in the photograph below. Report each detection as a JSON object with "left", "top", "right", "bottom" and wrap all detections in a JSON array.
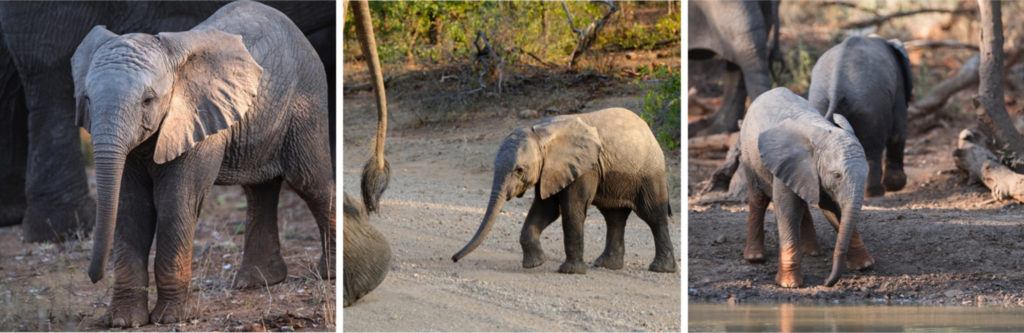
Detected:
[
  {"left": 757, "top": 114, "right": 867, "bottom": 286},
  {"left": 71, "top": 25, "right": 263, "bottom": 283},
  {"left": 452, "top": 117, "right": 602, "bottom": 262}
]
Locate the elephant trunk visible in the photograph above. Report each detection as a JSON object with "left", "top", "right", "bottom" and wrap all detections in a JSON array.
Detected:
[
  {"left": 451, "top": 184, "right": 507, "bottom": 262},
  {"left": 88, "top": 142, "right": 127, "bottom": 283},
  {"left": 824, "top": 200, "right": 859, "bottom": 287}
]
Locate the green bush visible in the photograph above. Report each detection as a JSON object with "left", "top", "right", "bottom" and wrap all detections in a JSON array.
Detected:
[{"left": 637, "top": 65, "right": 681, "bottom": 149}]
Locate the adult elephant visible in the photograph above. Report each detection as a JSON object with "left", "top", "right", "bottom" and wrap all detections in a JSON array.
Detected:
[
  {"left": 343, "top": 0, "right": 392, "bottom": 307},
  {"left": 0, "top": 1, "right": 335, "bottom": 242},
  {"left": 688, "top": 0, "right": 781, "bottom": 137}
]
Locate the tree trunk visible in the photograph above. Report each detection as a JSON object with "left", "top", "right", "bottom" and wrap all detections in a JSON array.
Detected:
[{"left": 976, "top": 0, "right": 1024, "bottom": 156}]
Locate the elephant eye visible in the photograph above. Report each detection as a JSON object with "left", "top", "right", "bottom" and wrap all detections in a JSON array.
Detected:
[
  {"left": 514, "top": 166, "right": 524, "bottom": 175},
  {"left": 142, "top": 96, "right": 155, "bottom": 106},
  {"left": 833, "top": 172, "right": 842, "bottom": 180}
]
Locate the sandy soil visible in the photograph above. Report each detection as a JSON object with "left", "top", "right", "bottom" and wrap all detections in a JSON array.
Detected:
[
  {"left": 0, "top": 171, "right": 334, "bottom": 331},
  {"left": 688, "top": 120, "right": 1024, "bottom": 307},
  {"left": 341, "top": 57, "right": 682, "bottom": 331}
]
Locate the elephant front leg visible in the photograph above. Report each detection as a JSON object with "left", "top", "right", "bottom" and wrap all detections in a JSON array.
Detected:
[
  {"left": 520, "top": 196, "right": 559, "bottom": 269},
  {"left": 108, "top": 164, "right": 156, "bottom": 328},
  {"left": 150, "top": 211, "right": 200, "bottom": 325},
  {"left": 557, "top": 192, "right": 592, "bottom": 274},
  {"left": 772, "top": 180, "right": 805, "bottom": 288},
  {"left": 234, "top": 179, "right": 288, "bottom": 289},
  {"left": 593, "top": 208, "right": 629, "bottom": 270}
]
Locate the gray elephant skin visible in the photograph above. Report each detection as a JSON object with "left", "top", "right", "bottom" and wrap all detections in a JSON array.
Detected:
[
  {"left": 739, "top": 88, "right": 875, "bottom": 288},
  {"left": 72, "top": 1, "right": 333, "bottom": 326},
  {"left": 688, "top": 0, "right": 780, "bottom": 137},
  {"left": 452, "top": 108, "right": 678, "bottom": 275},
  {"left": 0, "top": 1, "right": 334, "bottom": 243},
  {"left": 808, "top": 35, "right": 913, "bottom": 197},
  {"left": 343, "top": 0, "right": 393, "bottom": 308}
]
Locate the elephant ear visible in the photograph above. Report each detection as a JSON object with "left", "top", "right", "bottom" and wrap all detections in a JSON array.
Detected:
[
  {"left": 831, "top": 113, "right": 856, "bottom": 136},
  {"left": 153, "top": 29, "right": 263, "bottom": 164},
  {"left": 758, "top": 120, "right": 820, "bottom": 205},
  {"left": 533, "top": 117, "right": 603, "bottom": 200},
  {"left": 71, "top": 26, "right": 118, "bottom": 133},
  {"left": 887, "top": 38, "right": 914, "bottom": 103}
]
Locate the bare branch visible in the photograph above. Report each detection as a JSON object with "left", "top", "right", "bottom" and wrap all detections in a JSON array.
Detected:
[
  {"left": 842, "top": 7, "right": 974, "bottom": 30},
  {"left": 904, "top": 39, "right": 978, "bottom": 51}
]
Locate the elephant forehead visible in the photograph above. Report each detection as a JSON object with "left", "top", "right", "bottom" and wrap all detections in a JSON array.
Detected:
[{"left": 89, "top": 35, "right": 166, "bottom": 75}]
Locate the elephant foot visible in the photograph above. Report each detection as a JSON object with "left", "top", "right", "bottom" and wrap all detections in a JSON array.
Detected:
[
  {"left": 150, "top": 299, "right": 189, "bottom": 325},
  {"left": 593, "top": 252, "right": 624, "bottom": 270},
  {"left": 108, "top": 289, "right": 149, "bottom": 328},
  {"left": 557, "top": 260, "right": 587, "bottom": 274},
  {"left": 883, "top": 169, "right": 907, "bottom": 192},
  {"left": 233, "top": 254, "right": 288, "bottom": 289},
  {"left": 775, "top": 270, "right": 803, "bottom": 288},
  {"left": 21, "top": 197, "right": 95, "bottom": 242},
  {"left": 648, "top": 257, "right": 678, "bottom": 273},
  {"left": 743, "top": 245, "right": 766, "bottom": 263},
  {"left": 846, "top": 247, "right": 875, "bottom": 271},
  {"left": 522, "top": 250, "right": 546, "bottom": 269},
  {"left": 865, "top": 183, "right": 885, "bottom": 198}
]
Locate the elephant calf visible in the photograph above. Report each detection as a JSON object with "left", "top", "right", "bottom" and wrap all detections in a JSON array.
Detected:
[
  {"left": 72, "top": 1, "right": 333, "bottom": 327},
  {"left": 809, "top": 35, "right": 913, "bottom": 197},
  {"left": 452, "top": 108, "right": 678, "bottom": 274},
  {"left": 739, "top": 88, "right": 874, "bottom": 288}
]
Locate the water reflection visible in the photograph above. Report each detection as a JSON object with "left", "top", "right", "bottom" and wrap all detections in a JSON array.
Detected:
[{"left": 689, "top": 303, "right": 1024, "bottom": 332}]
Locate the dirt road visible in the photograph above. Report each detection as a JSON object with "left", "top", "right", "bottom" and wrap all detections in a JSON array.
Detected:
[
  {"left": 341, "top": 74, "right": 682, "bottom": 331},
  {"left": 689, "top": 125, "right": 1024, "bottom": 307}
]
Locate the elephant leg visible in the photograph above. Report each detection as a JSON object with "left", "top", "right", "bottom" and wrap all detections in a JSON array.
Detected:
[
  {"left": 520, "top": 196, "right": 559, "bottom": 269},
  {"left": 593, "top": 207, "right": 629, "bottom": 270},
  {"left": 883, "top": 110, "right": 908, "bottom": 192},
  {"left": 635, "top": 204, "right": 678, "bottom": 273},
  {"left": 744, "top": 178, "right": 769, "bottom": 263},
  {"left": 771, "top": 179, "right": 805, "bottom": 288},
  {"left": 233, "top": 178, "right": 288, "bottom": 289},
  {"left": 865, "top": 150, "right": 885, "bottom": 197},
  {"left": 690, "top": 63, "right": 747, "bottom": 137},
  {"left": 108, "top": 161, "right": 155, "bottom": 328},
  {"left": 150, "top": 154, "right": 222, "bottom": 324},
  {"left": 556, "top": 174, "right": 598, "bottom": 274},
  {"left": 19, "top": 68, "right": 95, "bottom": 242},
  {"left": 799, "top": 205, "right": 821, "bottom": 256},
  {"left": 819, "top": 201, "right": 875, "bottom": 271},
  {"left": 0, "top": 57, "right": 27, "bottom": 227}
]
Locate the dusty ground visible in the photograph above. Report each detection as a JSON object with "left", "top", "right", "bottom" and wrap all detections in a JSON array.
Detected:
[
  {"left": 0, "top": 170, "right": 334, "bottom": 331},
  {"left": 341, "top": 50, "right": 682, "bottom": 331},
  {"left": 688, "top": 116, "right": 1024, "bottom": 307}
]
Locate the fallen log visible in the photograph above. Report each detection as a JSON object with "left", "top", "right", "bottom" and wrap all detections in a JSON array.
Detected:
[
  {"left": 909, "top": 54, "right": 979, "bottom": 116},
  {"left": 903, "top": 39, "right": 978, "bottom": 51},
  {"left": 688, "top": 132, "right": 737, "bottom": 153},
  {"left": 953, "top": 129, "right": 1024, "bottom": 202}
]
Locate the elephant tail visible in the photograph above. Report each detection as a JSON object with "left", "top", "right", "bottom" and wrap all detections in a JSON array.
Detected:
[
  {"left": 354, "top": 0, "right": 391, "bottom": 213},
  {"left": 824, "top": 37, "right": 852, "bottom": 122},
  {"left": 765, "top": 0, "right": 784, "bottom": 81}
]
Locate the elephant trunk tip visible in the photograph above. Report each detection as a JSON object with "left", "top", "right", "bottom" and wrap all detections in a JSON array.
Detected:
[
  {"left": 823, "top": 256, "right": 845, "bottom": 287},
  {"left": 88, "top": 261, "right": 105, "bottom": 283}
]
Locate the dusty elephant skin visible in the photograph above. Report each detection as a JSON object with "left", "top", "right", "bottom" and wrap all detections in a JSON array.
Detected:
[
  {"left": 452, "top": 108, "right": 678, "bottom": 274},
  {"left": 808, "top": 35, "right": 913, "bottom": 198},
  {"left": 343, "top": 0, "right": 393, "bottom": 308},
  {"left": 71, "top": 1, "right": 333, "bottom": 327},
  {"left": 687, "top": 0, "right": 779, "bottom": 137},
  {"left": 0, "top": 1, "right": 334, "bottom": 243},
  {"left": 739, "top": 88, "right": 875, "bottom": 288}
]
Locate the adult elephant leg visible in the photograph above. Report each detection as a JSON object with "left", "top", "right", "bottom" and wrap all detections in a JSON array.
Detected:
[
  {"left": 343, "top": 195, "right": 390, "bottom": 307},
  {"left": 108, "top": 160, "right": 155, "bottom": 328},
  {"left": 593, "top": 207, "right": 629, "bottom": 270},
  {"left": 520, "top": 196, "right": 559, "bottom": 269},
  {"left": 819, "top": 199, "right": 874, "bottom": 271},
  {"left": 233, "top": 178, "right": 288, "bottom": 289},
  {"left": 883, "top": 106, "right": 908, "bottom": 192},
  {"left": 0, "top": 54, "right": 27, "bottom": 227},
  {"left": 864, "top": 148, "right": 885, "bottom": 197},
  {"left": 20, "top": 67, "right": 95, "bottom": 242},
  {"left": 689, "top": 64, "right": 747, "bottom": 137},
  {"left": 771, "top": 179, "right": 805, "bottom": 288}
]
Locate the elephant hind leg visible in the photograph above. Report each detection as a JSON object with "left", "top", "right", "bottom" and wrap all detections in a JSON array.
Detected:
[
  {"left": 744, "top": 179, "right": 770, "bottom": 263},
  {"left": 819, "top": 203, "right": 875, "bottom": 271},
  {"left": 594, "top": 207, "right": 630, "bottom": 270},
  {"left": 520, "top": 196, "right": 559, "bottom": 269},
  {"left": 234, "top": 178, "right": 288, "bottom": 289},
  {"left": 799, "top": 206, "right": 821, "bottom": 257},
  {"left": 883, "top": 112, "right": 908, "bottom": 192},
  {"left": 634, "top": 203, "right": 678, "bottom": 273}
]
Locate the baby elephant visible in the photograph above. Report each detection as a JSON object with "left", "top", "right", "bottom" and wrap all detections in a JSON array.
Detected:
[
  {"left": 809, "top": 35, "right": 913, "bottom": 197},
  {"left": 72, "top": 1, "right": 333, "bottom": 327},
  {"left": 739, "top": 88, "right": 874, "bottom": 288},
  {"left": 451, "top": 108, "right": 677, "bottom": 274}
]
